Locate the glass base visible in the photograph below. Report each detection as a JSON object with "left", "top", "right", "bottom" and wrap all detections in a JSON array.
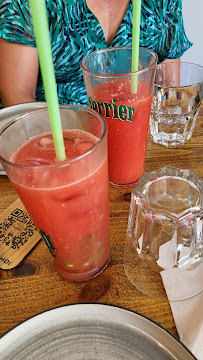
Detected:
[
  {"left": 109, "top": 179, "right": 139, "bottom": 189},
  {"left": 54, "top": 257, "right": 109, "bottom": 282},
  {"left": 124, "top": 255, "right": 168, "bottom": 301},
  {"left": 124, "top": 250, "right": 203, "bottom": 301},
  {"left": 151, "top": 134, "right": 191, "bottom": 147}
]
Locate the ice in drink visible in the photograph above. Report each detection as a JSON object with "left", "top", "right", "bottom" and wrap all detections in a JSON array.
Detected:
[
  {"left": 0, "top": 106, "right": 110, "bottom": 282},
  {"left": 9, "top": 129, "right": 110, "bottom": 281}
]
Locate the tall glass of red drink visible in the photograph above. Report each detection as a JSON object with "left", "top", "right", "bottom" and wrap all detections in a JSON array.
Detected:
[
  {"left": 81, "top": 46, "right": 157, "bottom": 188},
  {"left": 0, "top": 105, "right": 110, "bottom": 282}
]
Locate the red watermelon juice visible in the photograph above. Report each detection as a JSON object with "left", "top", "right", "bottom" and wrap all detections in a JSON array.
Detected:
[
  {"left": 88, "top": 79, "right": 153, "bottom": 187},
  {"left": 8, "top": 129, "right": 110, "bottom": 282}
]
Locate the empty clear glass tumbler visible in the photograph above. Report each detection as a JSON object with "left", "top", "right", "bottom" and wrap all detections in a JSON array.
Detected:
[
  {"left": 150, "top": 62, "right": 203, "bottom": 146},
  {"left": 124, "top": 166, "right": 203, "bottom": 301}
]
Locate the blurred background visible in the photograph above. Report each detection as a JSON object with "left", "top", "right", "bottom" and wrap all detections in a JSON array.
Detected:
[{"left": 182, "top": 0, "right": 203, "bottom": 66}]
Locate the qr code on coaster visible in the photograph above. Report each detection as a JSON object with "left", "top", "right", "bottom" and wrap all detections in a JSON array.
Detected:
[{"left": 0, "top": 208, "right": 37, "bottom": 250}]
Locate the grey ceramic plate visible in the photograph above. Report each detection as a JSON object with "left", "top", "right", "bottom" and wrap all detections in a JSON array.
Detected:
[
  {"left": 0, "top": 102, "right": 47, "bottom": 175},
  {"left": 0, "top": 304, "right": 196, "bottom": 360}
]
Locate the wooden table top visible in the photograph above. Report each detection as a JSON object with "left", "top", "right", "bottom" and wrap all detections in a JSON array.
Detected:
[{"left": 0, "top": 104, "right": 202, "bottom": 339}]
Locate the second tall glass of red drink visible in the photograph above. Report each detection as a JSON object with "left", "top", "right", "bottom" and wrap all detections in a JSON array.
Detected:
[
  {"left": 0, "top": 105, "right": 110, "bottom": 282},
  {"left": 81, "top": 46, "right": 157, "bottom": 188}
]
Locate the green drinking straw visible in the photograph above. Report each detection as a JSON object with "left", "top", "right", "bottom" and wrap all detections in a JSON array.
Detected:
[
  {"left": 131, "top": 0, "right": 142, "bottom": 93},
  {"left": 29, "top": 0, "right": 66, "bottom": 162}
]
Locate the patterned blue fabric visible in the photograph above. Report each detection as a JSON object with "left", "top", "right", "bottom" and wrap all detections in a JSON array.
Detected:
[{"left": 0, "top": 0, "right": 192, "bottom": 107}]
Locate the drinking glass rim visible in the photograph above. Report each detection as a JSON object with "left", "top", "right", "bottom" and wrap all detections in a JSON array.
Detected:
[
  {"left": 131, "top": 166, "right": 203, "bottom": 197},
  {"left": 142, "top": 175, "right": 202, "bottom": 195},
  {"left": 80, "top": 46, "right": 158, "bottom": 78},
  {"left": 0, "top": 105, "right": 107, "bottom": 171},
  {"left": 155, "top": 61, "right": 203, "bottom": 88},
  {"left": 156, "top": 61, "right": 203, "bottom": 71}
]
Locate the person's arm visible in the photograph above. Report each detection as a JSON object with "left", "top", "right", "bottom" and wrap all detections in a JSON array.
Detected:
[
  {"left": 0, "top": 38, "right": 39, "bottom": 107},
  {"left": 160, "top": 57, "right": 180, "bottom": 86}
]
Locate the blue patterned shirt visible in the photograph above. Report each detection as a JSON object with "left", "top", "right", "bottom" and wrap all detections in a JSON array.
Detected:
[{"left": 0, "top": 0, "right": 192, "bottom": 107}]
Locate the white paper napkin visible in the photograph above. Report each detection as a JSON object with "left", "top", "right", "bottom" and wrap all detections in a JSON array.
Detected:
[
  {"left": 161, "top": 262, "right": 203, "bottom": 360},
  {"left": 169, "top": 291, "right": 203, "bottom": 360},
  {"left": 137, "top": 223, "right": 203, "bottom": 358}
]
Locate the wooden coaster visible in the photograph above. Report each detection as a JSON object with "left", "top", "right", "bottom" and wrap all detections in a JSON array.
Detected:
[{"left": 0, "top": 198, "right": 41, "bottom": 270}]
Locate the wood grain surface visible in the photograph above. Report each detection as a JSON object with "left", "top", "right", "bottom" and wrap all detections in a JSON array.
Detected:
[{"left": 0, "top": 104, "right": 202, "bottom": 339}]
